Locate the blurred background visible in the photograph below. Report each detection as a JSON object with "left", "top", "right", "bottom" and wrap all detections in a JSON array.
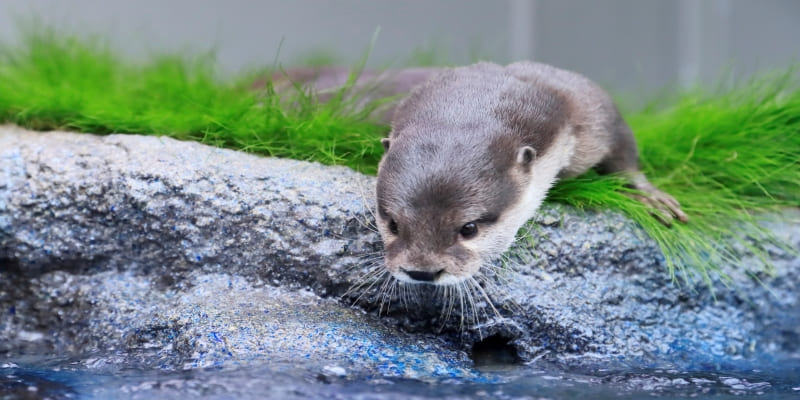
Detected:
[{"left": 0, "top": 0, "right": 798, "bottom": 97}]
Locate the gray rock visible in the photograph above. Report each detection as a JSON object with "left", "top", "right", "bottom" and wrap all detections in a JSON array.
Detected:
[{"left": 1, "top": 125, "right": 798, "bottom": 377}]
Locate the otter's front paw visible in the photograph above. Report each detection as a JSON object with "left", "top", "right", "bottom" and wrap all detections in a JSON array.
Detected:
[{"left": 627, "top": 172, "right": 689, "bottom": 226}]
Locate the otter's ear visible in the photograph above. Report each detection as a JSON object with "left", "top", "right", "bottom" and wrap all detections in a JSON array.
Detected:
[
  {"left": 381, "top": 138, "right": 392, "bottom": 152},
  {"left": 516, "top": 146, "right": 536, "bottom": 166}
]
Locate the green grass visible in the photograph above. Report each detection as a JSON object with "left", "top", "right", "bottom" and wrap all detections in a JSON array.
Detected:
[
  {"left": 548, "top": 74, "right": 800, "bottom": 285},
  {"left": 1, "top": 29, "right": 797, "bottom": 285},
  {"left": 0, "top": 29, "right": 389, "bottom": 174}
]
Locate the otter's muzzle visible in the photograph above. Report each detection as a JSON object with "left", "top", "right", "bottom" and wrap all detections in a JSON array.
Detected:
[{"left": 401, "top": 268, "right": 445, "bottom": 283}]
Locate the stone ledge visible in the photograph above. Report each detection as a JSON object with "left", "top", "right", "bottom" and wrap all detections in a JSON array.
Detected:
[{"left": 1, "top": 126, "right": 797, "bottom": 376}]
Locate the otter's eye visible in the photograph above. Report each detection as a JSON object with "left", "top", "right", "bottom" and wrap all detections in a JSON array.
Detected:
[
  {"left": 460, "top": 222, "right": 478, "bottom": 239},
  {"left": 388, "top": 219, "right": 399, "bottom": 235}
]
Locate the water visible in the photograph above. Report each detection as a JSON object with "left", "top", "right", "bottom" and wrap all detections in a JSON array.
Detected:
[{"left": 3, "top": 355, "right": 798, "bottom": 399}]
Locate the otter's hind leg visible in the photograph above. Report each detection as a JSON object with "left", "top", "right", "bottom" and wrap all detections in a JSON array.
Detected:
[{"left": 597, "top": 112, "right": 688, "bottom": 224}]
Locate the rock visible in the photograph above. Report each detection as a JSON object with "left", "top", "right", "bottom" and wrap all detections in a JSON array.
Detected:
[{"left": 1, "top": 125, "right": 798, "bottom": 378}]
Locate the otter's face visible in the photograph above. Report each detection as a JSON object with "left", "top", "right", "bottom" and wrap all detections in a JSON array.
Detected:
[{"left": 375, "top": 134, "right": 536, "bottom": 285}]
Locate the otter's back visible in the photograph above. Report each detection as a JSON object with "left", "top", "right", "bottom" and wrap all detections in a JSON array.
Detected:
[{"left": 390, "top": 62, "right": 515, "bottom": 136}]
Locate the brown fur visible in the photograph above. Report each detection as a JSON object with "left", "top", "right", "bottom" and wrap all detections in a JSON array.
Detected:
[
  {"left": 269, "top": 61, "right": 686, "bottom": 284},
  {"left": 375, "top": 61, "right": 686, "bottom": 284}
]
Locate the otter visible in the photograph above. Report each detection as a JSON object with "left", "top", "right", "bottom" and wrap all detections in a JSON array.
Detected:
[
  {"left": 375, "top": 62, "right": 686, "bottom": 284},
  {"left": 274, "top": 62, "right": 687, "bottom": 285}
]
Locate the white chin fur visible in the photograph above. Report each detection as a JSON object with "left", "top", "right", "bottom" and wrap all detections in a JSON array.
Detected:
[{"left": 481, "top": 131, "right": 576, "bottom": 252}]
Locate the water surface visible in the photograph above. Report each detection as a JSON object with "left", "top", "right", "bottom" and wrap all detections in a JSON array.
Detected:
[{"left": 3, "top": 354, "right": 798, "bottom": 399}]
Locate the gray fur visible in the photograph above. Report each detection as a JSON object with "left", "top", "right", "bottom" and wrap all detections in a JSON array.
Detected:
[{"left": 375, "top": 61, "right": 682, "bottom": 283}]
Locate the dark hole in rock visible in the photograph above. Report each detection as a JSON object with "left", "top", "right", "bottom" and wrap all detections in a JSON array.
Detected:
[
  {"left": 470, "top": 334, "right": 521, "bottom": 368},
  {"left": 0, "top": 258, "right": 22, "bottom": 273}
]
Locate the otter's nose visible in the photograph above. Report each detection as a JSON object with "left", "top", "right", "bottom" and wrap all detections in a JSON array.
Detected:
[{"left": 401, "top": 268, "right": 445, "bottom": 282}]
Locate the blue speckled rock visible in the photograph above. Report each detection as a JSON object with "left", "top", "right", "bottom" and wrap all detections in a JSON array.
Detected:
[{"left": 0, "top": 126, "right": 798, "bottom": 379}]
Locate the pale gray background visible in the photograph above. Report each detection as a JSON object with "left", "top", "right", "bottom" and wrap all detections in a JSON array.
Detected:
[{"left": 1, "top": 0, "right": 798, "bottom": 96}]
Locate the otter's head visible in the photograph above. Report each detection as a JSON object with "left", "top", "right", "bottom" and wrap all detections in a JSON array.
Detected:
[{"left": 375, "top": 130, "right": 536, "bottom": 285}]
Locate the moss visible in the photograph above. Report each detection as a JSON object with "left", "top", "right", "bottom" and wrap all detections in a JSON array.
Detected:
[{"left": 1, "top": 29, "right": 797, "bottom": 283}]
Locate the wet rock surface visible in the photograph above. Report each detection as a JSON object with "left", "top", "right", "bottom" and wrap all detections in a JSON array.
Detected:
[{"left": 1, "top": 126, "right": 798, "bottom": 382}]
